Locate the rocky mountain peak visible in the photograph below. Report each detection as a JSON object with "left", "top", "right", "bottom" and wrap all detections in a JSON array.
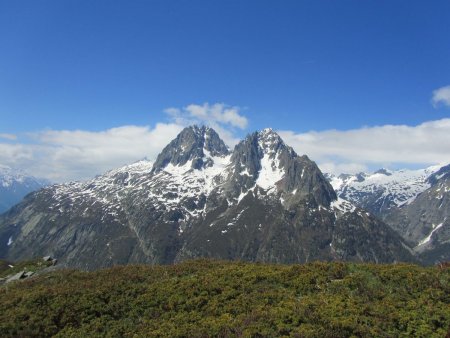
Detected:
[
  {"left": 224, "top": 129, "right": 292, "bottom": 187},
  {"left": 220, "top": 129, "right": 335, "bottom": 207},
  {"left": 257, "top": 128, "right": 290, "bottom": 153},
  {"left": 0, "top": 125, "right": 416, "bottom": 269},
  {"left": 151, "top": 125, "right": 229, "bottom": 173},
  {"left": 258, "top": 127, "right": 282, "bottom": 142}
]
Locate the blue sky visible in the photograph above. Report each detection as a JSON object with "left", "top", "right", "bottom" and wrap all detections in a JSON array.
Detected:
[{"left": 0, "top": 1, "right": 449, "bottom": 181}]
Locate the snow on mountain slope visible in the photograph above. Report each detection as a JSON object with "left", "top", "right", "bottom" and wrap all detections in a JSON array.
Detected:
[
  {"left": 48, "top": 160, "right": 154, "bottom": 218},
  {"left": 326, "top": 164, "right": 448, "bottom": 215},
  {"left": 144, "top": 153, "right": 231, "bottom": 219},
  {"left": 330, "top": 197, "right": 357, "bottom": 215},
  {"left": 47, "top": 127, "right": 233, "bottom": 229},
  {"left": 0, "top": 126, "right": 415, "bottom": 269},
  {"left": 384, "top": 171, "right": 450, "bottom": 264},
  {"left": 416, "top": 221, "right": 445, "bottom": 247},
  {"left": 48, "top": 154, "right": 233, "bottom": 225},
  {"left": 255, "top": 129, "right": 285, "bottom": 192}
]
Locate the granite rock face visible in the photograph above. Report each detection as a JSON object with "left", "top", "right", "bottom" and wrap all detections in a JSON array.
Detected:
[
  {"left": 152, "top": 125, "right": 229, "bottom": 173},
  {"left": 0, "top": 126, "right": 415, "bottom": 270},
  {"left": 219, "top": 129, "right": 336, "bottom": 208}
]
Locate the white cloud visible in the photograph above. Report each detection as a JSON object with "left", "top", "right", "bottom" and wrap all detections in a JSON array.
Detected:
[
  {"left": 0, "top": 143, "right": 34, "bottom": 165},
  {"left": 0, "top": 133, "right": 17, "bottom": 140},
  {"left": 185, "top": 103, "right": 248, "bottom": 129},
  {"left": 279, "top": 118, "right": 450, "bottom": 174},
  {"left": 164, "top": 102, "right": 248, "bottom": 144},
  {"left": 1, "top": 104, "right": 447, "bottom": 182},
  {"left": 432, "top": 85, "right": 450, "bottom": 107},
  {"left": 318, "top": 162, "right": 369, "bottom": 175},
  {"left": 0, "top": 123, "right": 183, "bottom": 182},
  {"left": 0, "top": 103, "right": 249, "bottom": 183}
]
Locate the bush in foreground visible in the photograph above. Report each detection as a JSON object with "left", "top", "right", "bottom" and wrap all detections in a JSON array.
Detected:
[{"left": 0, "top": 259, "right": 449, "bottom": 337}]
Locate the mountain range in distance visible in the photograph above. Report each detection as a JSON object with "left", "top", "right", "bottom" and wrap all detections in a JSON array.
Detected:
[
  {"left": 327, "top": 164, "right": 450, "bottom": 264},
  {"left": 0, "top": 165, "right": 49, "bottom": 214},
  {"left": 0, "top": 125, "right": 448, "bottom": 269}
]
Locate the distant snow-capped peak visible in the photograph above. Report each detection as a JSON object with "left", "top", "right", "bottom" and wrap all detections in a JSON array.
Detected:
[
  {"left": 0, "top": 165, "right": 49, "bottom": 188},
  {"left": 326, "top": 163, "right": 449, "bottom": 215},
  {"left": 0, "top": 165, "right": 50, "bottom": 213}
]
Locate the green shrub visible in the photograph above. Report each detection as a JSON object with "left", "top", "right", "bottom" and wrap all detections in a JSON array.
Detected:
[{"left": 0, "top": 260, "right": 448, "bottom": 337}]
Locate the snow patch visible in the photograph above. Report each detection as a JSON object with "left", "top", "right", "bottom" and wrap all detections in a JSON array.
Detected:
[
  {"left": 256, "top": 153, "right": 284, "bottom": 191},
  {"left": 236, "top": 185, "right": 256, "bottom": 204},
  {"left": 240, "top": 168, "right": 252, "bottom": 177},
  {"left": 417, "top": 222, "right": 445, "bottom": 246},
  {"left": 330, "top": 198, "right": 356, "bottom": 214}
]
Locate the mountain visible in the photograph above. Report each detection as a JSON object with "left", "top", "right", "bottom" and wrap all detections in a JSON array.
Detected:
[
  {"left": 326, "top": 165, "right": 445, "bottom": 216},
  {"left": 327, "top": 164, "right": 450, "bottom": 264},
  {"left": 0, "top": 126, "right": 414, "bottom": 269},
  {"left": 0, "top": 165, "right": 49, "bottom": 214},
  {"left": 384, "top": 165, "right": 450, "bottom": 264}
]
